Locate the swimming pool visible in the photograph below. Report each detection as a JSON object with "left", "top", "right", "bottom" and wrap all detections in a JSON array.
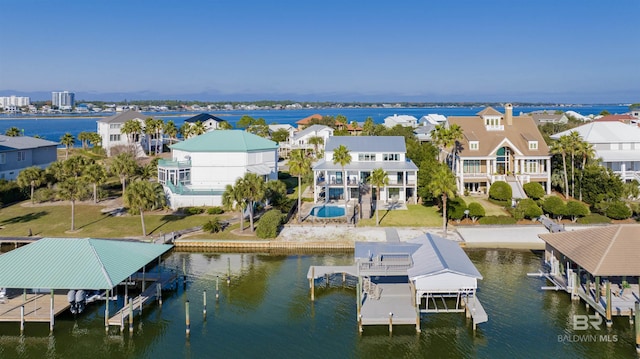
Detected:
[{"left": 311, "top": 205, "right": 346, "bottom": 218}]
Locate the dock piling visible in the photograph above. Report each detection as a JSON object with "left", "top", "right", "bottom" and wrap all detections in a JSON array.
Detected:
[
  {"left": 104, "top": 289, "right": 110, "bottom": 333},
  {"left": 20, "top": 305, "right": 24, "bottom": 334},
  {"left": 182, "top": 258, "right": 187, "bottom": 288},
  {"left": 388, "top": 312, "right": 393, "bottom": 334},
  {"left": 216, "top": 276, "right": 220, "bottom": 301},
  {"left": 128, "top": 298, "right": 134, "bottom": 335},
  {"left": 156, "top": 283, "right": 162, "bottom": 306},
  {"left": 203, "top": 290, "right": 207, "bottom": 318},
  {"left": 310, "top": 267, "right": 315, "bottom": 302},
  {"left": 185, "top": 300, "right": 190, "bottom": 337},
  {"left": 50, "top": 290, "right": 54, "bottom": 333},
  {"left": 227, "top": 258, "right": 231, "bottom": 285},
  {"left": 606, "top": 281, "right": 612, "bottom": 327},
  {"left": 635, "top": 301, "right": 639, "bottom": 353}
]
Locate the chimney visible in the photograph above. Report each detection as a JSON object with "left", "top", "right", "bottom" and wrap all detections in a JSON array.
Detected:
[{"left": 505, "top": 103, "right": 513, "bottom": 126}]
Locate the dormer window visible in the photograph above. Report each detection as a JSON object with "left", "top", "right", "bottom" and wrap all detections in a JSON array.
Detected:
[
  {"left": 483, "top": 116, "right": 504, "bottom": 131},
  {"left": 529, "top": 141, "right": 538, "bottom": 150},
  {"left": 469, "top": 141, "right": 479, "bottom": 150}
]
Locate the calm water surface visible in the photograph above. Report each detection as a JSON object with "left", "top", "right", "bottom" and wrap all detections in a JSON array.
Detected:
[{"left": 0, "top": 249, "right": 637, "bottom": 359}]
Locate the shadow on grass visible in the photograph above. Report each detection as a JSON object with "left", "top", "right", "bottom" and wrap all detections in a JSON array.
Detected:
[
  {"left": 147, "top": 214, "right": 185, "bottom": 236},
  {"left": 1, "top": 211, "right": 48, "bottom": 225},
  {"left": 77, "top": 213, "right": 111, "bottom": 230}
]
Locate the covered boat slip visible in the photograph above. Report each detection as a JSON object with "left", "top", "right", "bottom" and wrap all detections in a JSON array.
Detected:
[
  {"left": 0, "top": 237, "right": 173, "bottom": 332},
  {"left": 308, "top": 231, "right": 488, "bottom": 333}
]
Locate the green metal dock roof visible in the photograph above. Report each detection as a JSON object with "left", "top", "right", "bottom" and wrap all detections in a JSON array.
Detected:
[{"left": 0, "top": 238, "right": 172, "bottom": 290}]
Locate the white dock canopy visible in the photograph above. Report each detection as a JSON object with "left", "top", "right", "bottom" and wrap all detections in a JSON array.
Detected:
[{"left": 407, "top": 233, "right": 483, "bottom": 293}]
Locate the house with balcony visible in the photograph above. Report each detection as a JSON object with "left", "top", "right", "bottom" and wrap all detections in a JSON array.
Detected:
[
  {"left": 0, "top": 135, "right": 58, "bottom": 180},
  {"left": 97, "top": 110, "right": 163, "bottom": 156},
  {"left": 448, "top": 104, "right": 551, "bottom": 195},
  {"left": 312, "top": 136, "right": 418, "bottom": 204},
  {"left": 284, "top": 124, "right": 333, "bottom": 156},
  {"left": 158, "top": 130, "right": 278, "bottom": 209},
  {"left": 551, "top": 121, "right": 640, "bottom": 182},
  {"left": 383, "top": 114, "right": 418, "bottom": 128},
  {"left": 183, "top": 113, "right": 229, "bottom": 132}
]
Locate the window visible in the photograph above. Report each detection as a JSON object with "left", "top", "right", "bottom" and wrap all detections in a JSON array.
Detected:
[
  {"left": 0, "top": 153, "right": 5, "bottom": 164},
  {"left": 529, "top": 141, "right": 538, "bottom": 150},
  {"left": 463, "top": 160, "right": 481, "bottom": 174},
  {"left": 469, "top": 141, "right": 479, "bottom": 150},
  {"left": 383, "top": 153, "right": 399, "bottom": 161},
  {"left": 110, "top": 134, "right": 121, "bottom": 142},
  {"left": 525, "top": 160, "right": 539, "bottom": 173},
  {"left": 17, "top": 151, "right": 26, "bottom": 162},
  {"left": 109, "top": 123, "right": 121, "bottom": 129},
  {"left": 358, "top": 153, "right": 375, "bottom": 161},
  {"left": 158, "top": 169, "right": 166, "bottom": 184}
]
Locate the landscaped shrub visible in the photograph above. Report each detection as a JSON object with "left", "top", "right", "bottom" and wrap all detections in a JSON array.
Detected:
[
  {"left": 207, "top": 207, "right": 225, "bottom": 215},
  {"left": 467, "top": 202, "right": 485, "bottom": 222},
  {"left": 478, "top": 215, "right": 517, "bottom": 225},
  {"left": 181, "top": 207, "right": 205, "bottom": 215},
  {"left": 489, "top": 181, "right": 512, "bottom": 202},
  {"left": 0, "top": 179, "right": 28, "bottom": 205},
  {"left": 577, "top": 213, "right": 611, "bottom": 224},
  {"left": 515, "top": 198, "right": 543, "bottom": 220},
  {"left": 542, "top": 196, "right": 566, "bottom": 220},
  {"left": 447, "top": 197, "right": 467, "bottom": 221},
  {"left": 33, "top": 187, "right": 56, "bottom": 203},
  {"left": 605, "top": 201, "right": 632, "bottom": 220},
  {"left": 256, "top": 209, "right": 285, "bottom": 239},
  {"left": 203, "top": 217, "right": 224, "bottom": 233},
  {"left": 523, "top": 182, "right": 545, "bottom": 200},
  {"left": 565, "top": 201, "right": 589, "bottom": 222},
  {"left": 278, "top": 172, "right": 291, "bottom": 180}
]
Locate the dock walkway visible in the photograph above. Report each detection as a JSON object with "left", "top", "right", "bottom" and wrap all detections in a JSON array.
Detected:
[
  {"left": 461, "top": 295, "right": 488, "bottom": 329},
  {"left": 360, "top": 283, "right": 417, "bottom": 327},
  {"left": 0, "top": 292, "right": 69, "bottom": 323}
]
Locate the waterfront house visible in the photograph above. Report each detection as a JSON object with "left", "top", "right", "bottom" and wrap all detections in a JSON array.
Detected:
[
  {"left": 295, "top": 114, "right": 323, "bottom": 130},
  {"left": 97, "top": 110, "right": 163, "bottom": 156},
  {"left": 551, "top": 121, "right": 640, "bottom": 182},
  {"left": 183, "top": 113, "right": 229, "bottom": 132},
  {"left": 530, "top": 112, "right": 569, "bottom": 126},
  {"left": 312, "top": 136, "right": 418, "bottom": 204},
  {"left": 0, "top": 135, "right": 58, "bottom": 180},
  {"left": 383, "top": 114, "right": 418, "bottom": 128},
  {"left": 447, "top": 104, "right": 551, "bottom": 195},
  {"left": 284, "top": 124, "right": 333, "bottom": 156},
  {"left": 158, "top": 130, "right": 278, "bottom": 209}
]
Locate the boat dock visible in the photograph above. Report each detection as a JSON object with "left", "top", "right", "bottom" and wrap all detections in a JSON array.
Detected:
[
  {"left": 107, "top": 272, "right": 177, "bottom": 332},
  {"left": 0, "top": 291, "right": 70, "bottom": 323}
]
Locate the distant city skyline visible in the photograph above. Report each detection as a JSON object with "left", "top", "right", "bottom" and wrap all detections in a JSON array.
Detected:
[{"left": 1, "top": 1, "right": 638, "bottom": 103}]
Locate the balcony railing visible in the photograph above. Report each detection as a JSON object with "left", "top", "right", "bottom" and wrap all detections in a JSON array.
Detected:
[
  {"left": 158, "top": 159, "right": 191, "bottom": 169},
  {"left": 165, "top": 181, "right": 223, "bottom": 196}
]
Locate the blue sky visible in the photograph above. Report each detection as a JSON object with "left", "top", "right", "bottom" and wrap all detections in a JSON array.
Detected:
[{"left": 1, "top": 0, "right": 638, "bottom": 103}]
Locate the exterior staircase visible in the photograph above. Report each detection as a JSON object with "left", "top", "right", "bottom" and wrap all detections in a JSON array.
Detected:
[{"left": 506, "top": 176, "right": 527, "bottom": 199}]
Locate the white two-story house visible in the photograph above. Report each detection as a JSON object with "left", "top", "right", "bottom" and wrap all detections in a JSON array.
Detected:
[
  {"left": 448, "top": 104, "right": 551, "bottom": 195},
  {"left": 97, "top": 110, "right": 163, "bottom": 156},
  {"left": 312, "top": 136, "right": 418, "bottom": 204},
  {"left": 158, "top": 130, "right": 278, "bottom": 209},
  {"left": 551, "top": 121, "right": 640, "bottom": 182}
]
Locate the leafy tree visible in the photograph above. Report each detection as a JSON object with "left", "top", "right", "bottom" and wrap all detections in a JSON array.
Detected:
[
  {"left": 256, "top": 209, "right": 284, "bottom": 239},
  {"left": 287, "top": 149, "right": 311, "bottom": 223},
  {"left": 265, "top": 180, "right": 287, "bottom": 207},
  {"left": 368, "top": 167, "right": 389, "bottom": 226},
  {"left": 489, "top": 181, "right": 512, "bottom": 202},
  {"left": 237, "top": 115, "right": 256, "bottom": 129},
  {"left": 427, "top": 164, "right": 457, "bottom": 235},
  {"left": 332, "top": 145, "right": 351, "bottom": 201},
  {"left": 580, "top": 165, "right": 623, "bottom": 206},
  {"left": 622, "top": 180, "right": 640, "bottom": 199},
  {"left": 57, "top": 177, "right": 90, "bottom": 231},
  {"left": 523, "top": 182, "right": 545, "bottom": 200},
  {"left": 447, "top": 196, "right": 467, "bottom": 222},
  {"left": 542, "top": 196, "right": 566, "bottom": 220},
  {"left": 124, "top": 180, "right": 166, "bottom": 236},
  {"left": 83, "top": 163, "right": 108, "bottom": 203},
  {"left": 17, "top": 166, "right": 44, "bottom": 203},
  {"left": 599, "top": 110, "right": 610, "bottom": 116},
  {"left": 5, "top": 127, "right": 22, "bottom": 136},
  {"left": 467, "top": 202, "right": 485, "bottom": 222},
  {"left": 605, "top": 201, "right": 631, "bottom": 220},
  {"left": 60, "top": 133, "right": 75, "bottom": 160},
  {"left": 566, "top": 200, "right": 589, "bottom": 222},
  {"left": 110, "top": 153, "right": 139, "bottom": 195},
  {"left": 516, "top": 198, "right": 543, "bottom": 220},
  {"left": 271, "top": 128, "right": 290, "bottom": 143},
  {"left": 203, "top": 218, "right": 224, "bottom": 233}
]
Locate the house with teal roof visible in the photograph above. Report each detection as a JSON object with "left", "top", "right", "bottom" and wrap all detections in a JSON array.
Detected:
[{"left": 158, "top": 130, "right": 279, "bottom": 209}]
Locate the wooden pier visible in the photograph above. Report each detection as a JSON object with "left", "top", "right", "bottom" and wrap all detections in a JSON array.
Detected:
[
  {"left": 0, "top": 292, "right": 69, "bottom": 323},
  {"left": 107, "top": 272, "right": 177, "bottom": 331}
]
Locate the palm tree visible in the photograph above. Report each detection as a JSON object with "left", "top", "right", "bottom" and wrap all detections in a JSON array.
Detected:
[
  {"left": 153, "top": 118, "right": 164, "bottom": 155},
  {"left": 121, "top": 119, "right": 142, "bottom": 145},
  {"left": 332, "top": 145, "right": 351, "bottom": 201},
  {"left": 77, "top": 132, "right": 91, "bottom": 149},
  {"left": 60, "top": 133, "right": 75, "bottom": 159},
  {"left": 83, "top": 163, "right": 107, "bottom": 203},
  {"left": 57, "top": 177, "right": 89, "bottom": 231},
  {"left": 5, "top": 127, "right": 22, "bottom": 137},
  {"left": 110, "top": 153, "right": 139, "bottom": 195},
  {"left": 431, "top": 124, "right": 448, "bottom": 163},
  {"left": 566, "top": 131, "right": 582, "bottom": 198},
  {"left": 17, "top": 166, "right": 44, "bottom": 203},
  {"left": 288, "top": 149, "right": 311, "bottom": 223},
  {"left": 368, "top": 168, "right": 389, "bottom": 226},
  {"left": 308, "top": 136, "right": 324, "bottom": 158},
  {"left": 218, "top": 121, "right": 233, "bottom": 130},
  {"left": 124, "top": 180, "right": 166, "bottom": 236},
  {"left": 427, "top": 164, "right": 457, "bottom": 236},
  {"left": 180, "top": 122, "right": 193, "bottom": 139},
  {"left": 144, "top": 118, "right": 156, "bottom": 155},
  {"left": 164, "top": 120, "right": 178, "bottom": 145},
  {"left": 431, "top": 124, "right": 463, "bottom": 170},
  {"left": 576, "top": 140, "right": 595, "bottom": 201},
  {"left": 445, "top": 124, "right": 463, "bottom": 172},
  {"left": 243, "top": 173, "right": 266, "bottom": 232},
  {"left": 192, "top": 121, "right": 206, "bottom": 137},
  {"left": 88, "top": 132, "right": 102, "bottom": 148},
  {"left": 203, "top": 218, "right": 223, "bottom": 233},
  {"left": 222, "top": 181, "right": 248, "bottom": 231},
  {"left": 550, "top": 136, "right": 570, "bottom": 198}
]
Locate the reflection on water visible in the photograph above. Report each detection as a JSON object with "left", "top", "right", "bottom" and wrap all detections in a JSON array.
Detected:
[{"left": 0, "top": 249, "right": 637, "bottom": 358}]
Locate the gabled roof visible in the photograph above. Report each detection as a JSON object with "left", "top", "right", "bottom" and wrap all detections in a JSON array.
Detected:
[
  {"left": 407, "top": 233, "right": 482, "bottom": 280},
  {"left": 550, "top": 121, "right": 640, "bottom": 143},
  {"left": 0, "top": 238, "right": 172, "bottom": 290},
  {"left": 292, "top": 124, "right": 333, "bottom": 141},
  {"left": 296, "top": 114, "right": 323, "bottom": 125},
  {"left": 477, "top": 107, "right": 502, "bottom": 117},
  {"left": 448, "top": 107, "right": 549, "bottom": 157},
  {"left": 0, "top": 135, "right": 58, "bottom": 152},
  {"left": 325, "top": 136, "right": 406, "bottom": 153},
  {"left": 97, "top": 109, "right": 153, "bottom": 124},
  {"left": 595, "top": 114, "right": 635, "bottom": 122},
  {"left": 184, "top": 113, "right": 226, "bottom": 123},
  {"left": 170, "top": 130, "right": 278, "bottom": 152},
  {"left": 538, "top": 225, "right": 640, "bottom": 276}
]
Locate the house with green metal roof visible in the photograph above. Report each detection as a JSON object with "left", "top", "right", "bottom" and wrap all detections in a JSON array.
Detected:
[{"left": 158, "top": 130, "right": 279, "bottom": 209}]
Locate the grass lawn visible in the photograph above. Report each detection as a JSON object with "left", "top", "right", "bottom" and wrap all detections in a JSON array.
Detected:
[
  {"left": 462, "top": 196, "right": 509, "bottom": 216},
  {"left": 0, "top": 201, "right": 234, "bottom": 239},
  {"left": 358, "top": 204, "right": 443, "bottom": 227}
]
